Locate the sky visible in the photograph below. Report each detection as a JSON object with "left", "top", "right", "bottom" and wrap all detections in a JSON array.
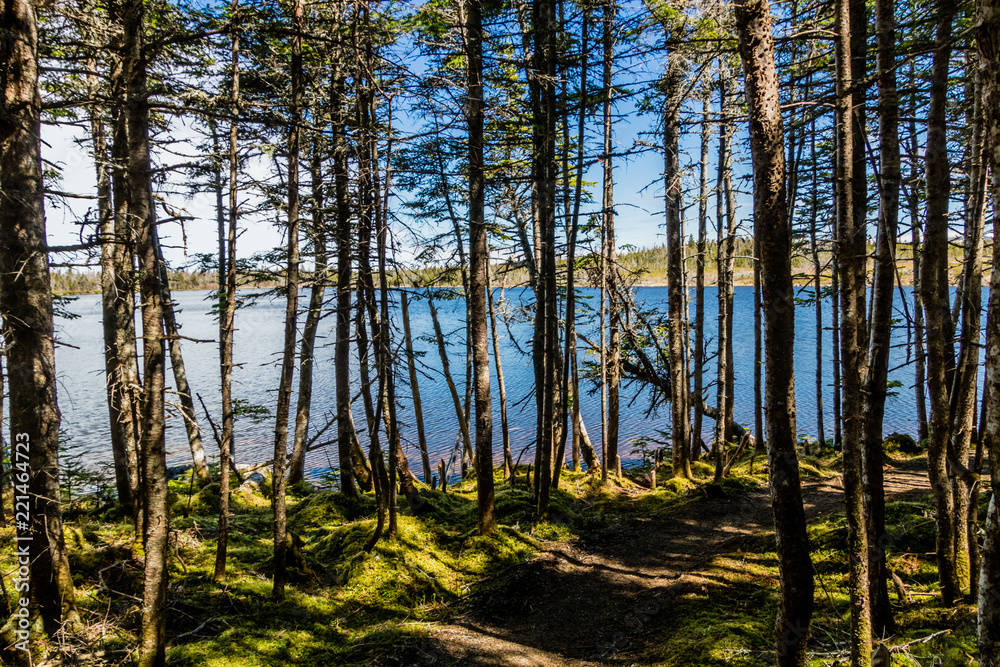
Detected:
[{"left": 40, "top": 5, "right": 756, "bottom": 274}]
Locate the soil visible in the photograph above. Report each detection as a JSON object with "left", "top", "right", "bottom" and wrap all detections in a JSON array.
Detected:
[{"left": 390, "top": 455, "right": 931, "bottom": 667}]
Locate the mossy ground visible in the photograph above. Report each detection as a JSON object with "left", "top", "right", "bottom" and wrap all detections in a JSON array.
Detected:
[
  {"left": 0, "top": 449, "right": 976, "bottom": 666},
  {"left": 619, "top": 452, "right": 979, "bottom": 667}
]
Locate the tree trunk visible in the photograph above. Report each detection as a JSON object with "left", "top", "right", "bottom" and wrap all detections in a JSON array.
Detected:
[
  {"left": 466, "top": 0, "right": 494, "bottom": 532},
  {"left": 271, "top": 0, "right": 304, "bottom": 601},
  {"left": 487, "top": 264, "right": 514, "bottom": 479},
  {"left": 153, "top": 229, "right": 209, "bottom": 482},
  {"left": 861, "top": 0, "right": 901, "bottom": 633},
  {"left": 121, "top": 0, "right": 168, "bottom": 660},
  {"left": 835, "top": 0, "right": 873, "bottom": 652},
  {"left": 714, "top": 69, "right": 733, "bottom": 483},
  {"left": 89, "top": 38, "right": 136, "bottom": 512},
  {"left": 734, "top": 3, "right": 814, "bottom": 663},
  {"left": 920, "top": 0, "right": 960, "bottom": 606},
  {"left": 332, "top": 30, "right": 356, "bottom": 497},
  {"left": 107, "top": 4, "right": 143, "bottom": 518},
  {"left": 402, "top": 291, "right": 432, "bottom": 484},
  {"left": 429, "top": 298, "right": 473, "bottom": 479},
  {"left": 602, "top": 0, "right": 620, "bottom": 482},
  {"left": 692, "top": 92, "right": 708, "bottom": 463},
  {"left": 664, "top": 53, "right": 690, "bottom": 481},
  {"left": 957, "top": 68, "right": 988, "bottom": 597},
  {"left": 289, "top": 137, "right": 328, "bottom": 485},
  {"left": 976, "top": 0, "right": 1000, "bottom": 649},
  {"left": 532, "top": 0, "right": 558, "bottom": 517},
  {"left": 0, "top": 0, "right": 78, "bottom": 635},
  {"left": 808, "top": 123, "right": 825, "bottom": 449},
  {"left": 215, "top": 3, "right": 239, "bottom": 582}
]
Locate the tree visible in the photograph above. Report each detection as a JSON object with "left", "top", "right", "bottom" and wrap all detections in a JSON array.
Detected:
[
  {"left": 921, "top": 0, "right": 960, "bottom": 607},
  {"left": 734, "top": 0, "right": 814, "bottom": 663},
  {"left": 215, "top": 0, "right": 240, "bottom": 583},
  {"left": 861, "top": 0, "right": 901, "bottom": 633},
  {"left": 834, "top": 0, "right": 872, "bottom": 653},
  {"left": 466, "top": 0, "right": 495, "bottom": 534},
  {"left": 976, "top": 0, "right": 1000, "bottom": 658},
  {"left": 663, "top": 48, "right": 690, "bottom": 481},
  {"left": 271, "top": 0, "right": 305, "bottom": 601},
  {"left": 119, "top": 0, "right": 170, "bottom": 660},
  {"left": 0, "top": 0, "right": 79, "bottom": 635}
]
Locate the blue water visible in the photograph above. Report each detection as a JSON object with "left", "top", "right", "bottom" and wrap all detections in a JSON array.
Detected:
[{"left": 52, "top": 285, "right": 983, "bottom": 481}]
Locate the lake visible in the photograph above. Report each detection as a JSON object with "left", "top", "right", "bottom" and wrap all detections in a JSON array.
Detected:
[{"left": 51, "top": 285, "right": 981, "bottom": 483}]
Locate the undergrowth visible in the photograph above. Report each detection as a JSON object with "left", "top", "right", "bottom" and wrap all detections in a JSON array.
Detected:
[{"left": 0, "top": 449, "right": 972, "bottom": 666}]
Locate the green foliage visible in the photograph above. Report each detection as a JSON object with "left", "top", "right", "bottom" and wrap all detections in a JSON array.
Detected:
[{"left": 883, "top": 432, "right": 923, "bottom": 456}]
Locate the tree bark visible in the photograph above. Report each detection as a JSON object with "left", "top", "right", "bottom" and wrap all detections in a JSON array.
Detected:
[
  {"left": 835, "top": 0, "right": 874, "bottom": 652},
  {"left": 88, "top": 31, "right": 137, "bottom": 512},
  {"left": 734, "top": 3, "right": 814, "bottom": 663},
  {"left": 215, "top": 1, "right": 239, "bottom": 582},
  {"left": 153, "top": 229, "right": 210, "bottom": 482},
  {"left": 271, "top": 0, "right": 304, "bottom": 600},
  {"left": 976, "top": 0, "right": 1000, "bottom": 653},
  {"left": 861, "top": 0, "right": 900, "bottom": 633},
  {"left": 692, "top": 91, "right": 709, "bottom": 463},
  {"left": 402, "top": 291, "right": 432, "bottom": 484},
  {"left": 921, "top": 0, "right": 960, "bottom": 606},
  {"left": 714, "top": 68, "right": 733, "bottom": 483},
  {"left": 120, "top": 0, "right": 169, "bottom": 660},
  {"left": 959, "top": 67, "right": 988, "bottom": 598},
  {"left": 664, "top": 53, "right": 690, "bottom": 481},
  {"left": 332, "top": 24, "right": 356, "bottom": 497},
  {"left": 289, "top": 137, "right": 328, "bottom": 485},
  {"left": 602, "top": 0, "right": 620, "bottom": 482},
  {"left": 0, "top": 0, "right": 79, "bottom": 635},
  {"left": 107, "top": 2, "right": 143, "bottom": 518},
  {"left": 533, "top": 0, "right": 558, "bottom": 517},
  {"left": 429, "top": 297, "right": 473, "bottom": 479},
  {"left": 487, "top": 264, "right": 515, "bottom": 479},
  {"left": 467, "top": 0, "right": 494, "bottom": 532}
]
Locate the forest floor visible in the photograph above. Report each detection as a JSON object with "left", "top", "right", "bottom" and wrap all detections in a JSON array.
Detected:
[
  {"left": 0, "top": 448, "right": 979, "bottom": 666},
  {"left": 396, "top": 453, "right": 975, "bottom": 667}
]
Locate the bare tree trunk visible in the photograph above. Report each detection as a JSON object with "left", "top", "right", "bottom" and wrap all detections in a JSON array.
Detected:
[
  {"left": 215, "top": 3, "right": 239, "bottom": 581},
  {"left": 921, "top": 0, "right": 960, "bottom": 606},
  {"left": 0, "top": 0, "right": 78, "bottom": 635},
  {"left": 107, "top": 7, "right": 142, "bottom": 516},
  {"left": 467, "top": 0, "right": 494, "bottom": 531},
  {"left": 861, "top": 0, "right": 901, "bottom": 633},
  {"left": 958, "top": 68, "right": 988, "bottom": 597},
  {"left": 271, "top": 0, "right": 304, "bottom": 601},
  {"left": 289, "top": 137, "right": 328, "bottom": 485},
  {"left": 487, "top": 264, "right": 514, "bottom": 479},
  {"left": 532, "top": 0, "right": 558, "bottom": 517},
  {"left": 835, "top": 0, "right": 873, "bottom": 652},
  {"left": 402, "top": 291, "right": 432, "bottom": 484},
  {"left": 806, "top": 115, "right": 825, "bottom": 450},
  {"left": 88, "top": 36, "right": 136, "bottom": 511},
  {"left": 714, "top": 69, "right": 733, "bottom": 483},
  {"left": 977, "top": 0, "right": 1000, "bottom": 650},
  {"left": 663, "top": 51, "right": 690, "bottom": 481},
  {"left": 567, "top": 3, "right": 589, "bottom": 474},
  {"left": 120, "top": 0, "right": 168, "bottom": 659},
  {"left": 429, "top": 298, "right": 473, "bottom": 477},
  {"left": 332, "top": 26, "right": 356, "bottom": 497},
  {"left": 153, "top": 230, "right": 209, "bottom": 482},
  {"left": 734, "top": 3, "right": 814, "bottom": 663},
  {"left": 602, "top": 0, "right": 620, "bottom": 483},
  {"left": 692, "top": 92, "right": 708, "bottom": 463},
  {"left": 832, "top": 253, "right": 843, "bottom": 449}
]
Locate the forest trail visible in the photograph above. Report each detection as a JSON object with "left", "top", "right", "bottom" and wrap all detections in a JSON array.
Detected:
[{"left": 399, "top": 456, "right": 931, "bottom": 667}]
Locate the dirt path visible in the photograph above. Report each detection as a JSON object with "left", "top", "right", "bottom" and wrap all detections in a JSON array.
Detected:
[{"left": 396, "top": 456, "right": 930, "bottom": 667}]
